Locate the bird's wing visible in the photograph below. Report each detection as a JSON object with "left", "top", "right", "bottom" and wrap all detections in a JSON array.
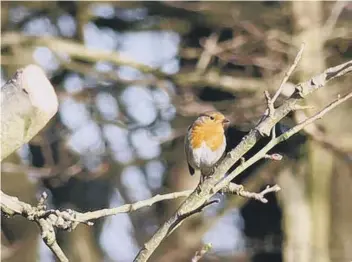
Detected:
[
  {"left": 185, "top": 125, "right": 195, "bottom": 176},
  {"left": 187, "top": 163, "right": 195, "bottom": 176}
]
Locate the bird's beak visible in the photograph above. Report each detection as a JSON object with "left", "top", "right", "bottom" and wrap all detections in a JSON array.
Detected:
[{"left": 222, "top": 118, "right": 230, "bottom": 127}]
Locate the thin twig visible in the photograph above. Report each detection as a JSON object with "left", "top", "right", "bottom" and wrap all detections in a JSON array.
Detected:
[
  {"left": 323, "top": 1, "right": 347, "bottom": 40},
  {"left": 271, "top": 42, "right": 305, "bottom": 104},
  {"left": 37, "top": 218, "right": 68, "bottom": 262},
  {"left": 221, "top": 183, "right": 281, "bottom": 203},
  {"left": 196, "top": 32, "right": 219, "bottom": 73},
  {"left": 292, "top": 104, "right": 315, "bottom": 111},
  {"left": 76, "top": 190, "right": 193, "bottom": 222},
  {"left": 264, "top": 153, "right": 283, "bottom": 161},
  {"left": 264, "top": 43, "right": 305, "bottom": 117},
  {"left": 192, "top": 243, "right": 212, "bottom": 262},
  {"left": 165, "top": 199, "right": 220, "bottom": 239},
  {"left": 237, "top": 185, "right": 281, "bottom": 204},
  {"left": 264, "top": 90, "right": 275, "bottom": 117}
]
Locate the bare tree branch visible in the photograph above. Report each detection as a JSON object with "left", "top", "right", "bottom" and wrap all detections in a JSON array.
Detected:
[
  {"left": 1, "top": 180, "right": 285, "bottom": 261},
  {"left": 269, "top": 42, "right": 305, "bottom": 113},
  {"left": 1, "top": 190, "right": 194, "bottom": 224},
  {"left": 75, "top": 190, "right": 193, "bottom": 222},
  {"left": 222, "top": 183, "right": 281, "bottom": 204},
  {"left": 3, "top": 185, "right": 274, "bottom": 261},
  {"left": 1, "top": 192, "right": 69, "bottom": 262},
  {"left": 134, "top": 56, "right": 352, "bottom": 262},
  {"left": 0, "top": 190, "right": 192, "bottom": 262}
]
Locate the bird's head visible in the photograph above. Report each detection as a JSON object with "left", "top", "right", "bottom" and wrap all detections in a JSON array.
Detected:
[{"left": 195, "top": 111, "right": 230, "bottom": 129}]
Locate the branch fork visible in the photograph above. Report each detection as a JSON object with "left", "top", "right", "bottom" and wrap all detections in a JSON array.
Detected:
[
  {"left": 1, "top": 45, "right": 351, "bottom": 262},
  {"left": 134, "top": 46, "right": 352, "bottom": 261}
]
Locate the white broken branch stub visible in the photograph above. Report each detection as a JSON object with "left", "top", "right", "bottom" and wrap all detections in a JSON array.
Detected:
[{"left": 1, "top": 64, "right": 58, "bottom": 161}]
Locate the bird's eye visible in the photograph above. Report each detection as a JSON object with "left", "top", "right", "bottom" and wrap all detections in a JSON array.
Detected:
[{"left": 209, "top": 116, "right": 215, "bottom": 120}]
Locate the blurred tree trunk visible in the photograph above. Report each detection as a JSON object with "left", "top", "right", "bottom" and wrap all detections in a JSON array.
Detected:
[
  {"left": 58, "top": 225, "right": 104, "bottom": 262},
  {"left": 329, "top": 157, "right": 352, "bottom": 262},
  {"left": 1, "top": 154, "right": 39, "bottom": 262},
  {"left": 293, "top": 2, "right": 331, "bottom": 262},
  {"left": 279, "top": 2, "right": 352, "bottom": 262}
]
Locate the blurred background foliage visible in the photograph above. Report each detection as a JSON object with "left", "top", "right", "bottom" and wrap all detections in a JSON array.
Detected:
[{"left": 1, "top": 1, "right": 352, "bottom": 262}]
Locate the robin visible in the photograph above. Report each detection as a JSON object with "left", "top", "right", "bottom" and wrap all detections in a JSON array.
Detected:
[{"left": 185, "top": 111, "right": 230, "bottom": 180}]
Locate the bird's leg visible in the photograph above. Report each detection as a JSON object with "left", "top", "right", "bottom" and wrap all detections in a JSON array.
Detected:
[
  {"left": 196, "top": 167, "right": 215, "bottom": 193},
  {"left": 196, "top": 170, "right": 212, "bottom": 193},
  {"left": 200, "top": 174, "right": 204, "bottom": 184},
  {"left": 211, "top": 166, "right": 216, "bottom": 175},
  {"left": 196, "top": 175, "right": 205, "bottom": 194}
]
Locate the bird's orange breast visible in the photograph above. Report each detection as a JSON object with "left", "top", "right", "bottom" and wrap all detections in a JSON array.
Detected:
[{"left": 190, "top": 123, "right": 225, "bottom": 151}]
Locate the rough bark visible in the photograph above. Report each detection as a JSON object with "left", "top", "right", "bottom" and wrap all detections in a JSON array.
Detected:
[{"left": 1, "top": 64, "right": 58, "bottom": 161}]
